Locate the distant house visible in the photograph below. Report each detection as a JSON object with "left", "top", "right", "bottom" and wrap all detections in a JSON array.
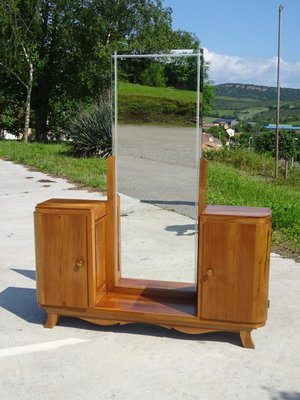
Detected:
[
  {"left": 212, "top": 118, "right": 238, "bottom": 127},
  {"left": 265, "top": 124, "right": 300, "bottom": 131}
]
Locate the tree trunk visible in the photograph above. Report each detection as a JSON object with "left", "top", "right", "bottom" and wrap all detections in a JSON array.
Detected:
[
  {"left": 285, "top": 158, "right": 289, "bottom": 179},
  {"left": 32, "top": 79, "right": 51, "bottom": 142},
  {"left": 34, "top": 103, "right": 49, "bottom": 142},
  {"left": 23, "top": 62, "right": 34, "bottom": 142}
]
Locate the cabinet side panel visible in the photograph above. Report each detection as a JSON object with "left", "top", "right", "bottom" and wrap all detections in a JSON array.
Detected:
[
  {"left": 95, "top": 217, "right": 106, "bottom": 291},
  {"left": 34, "top": 212, "right": 45, "bottom": 305},
  {"left": 251, "top": 222, "right": 271, "bottom": 323}
]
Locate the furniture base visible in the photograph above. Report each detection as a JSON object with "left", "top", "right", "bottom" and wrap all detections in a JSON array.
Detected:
[{"left": 43, "top": 309, "right": 255, "bottom": 349}]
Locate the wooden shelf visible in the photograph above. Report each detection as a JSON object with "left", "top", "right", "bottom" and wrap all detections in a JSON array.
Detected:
[{"left": 95, "top": 291, "right": 197, "bottom": 318}]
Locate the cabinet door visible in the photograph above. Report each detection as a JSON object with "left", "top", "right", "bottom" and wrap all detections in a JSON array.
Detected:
[
  {"left": 199, "top": 220, "right": 270, "bottom": 324},
  {"left": 36, "top": 212, "right": 88, "bottom": 308}
]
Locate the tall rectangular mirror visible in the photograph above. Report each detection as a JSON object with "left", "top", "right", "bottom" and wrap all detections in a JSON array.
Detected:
[{"left": 113, "top": 51, "right": 202, "bottom": 283}]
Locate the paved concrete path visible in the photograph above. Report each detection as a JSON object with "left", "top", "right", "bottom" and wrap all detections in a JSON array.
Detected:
[
  {"left": 117, "top": 125, "right": 199, "bottom": 217},
  {"left": 0, "top": 159, "right": 300, "bottom": 400}
]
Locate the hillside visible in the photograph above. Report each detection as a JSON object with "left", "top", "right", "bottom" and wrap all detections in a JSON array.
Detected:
[
  {"left": 116, "top": 82, "right": 300, "bottom": 126},
  {"left": 214, "top": 83, "right": 300, "bottom": 101}
]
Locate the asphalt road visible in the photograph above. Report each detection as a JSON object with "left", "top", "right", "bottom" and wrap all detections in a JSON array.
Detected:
[{"left": 116, "top": 125, "right": 199, "bottom": 218}]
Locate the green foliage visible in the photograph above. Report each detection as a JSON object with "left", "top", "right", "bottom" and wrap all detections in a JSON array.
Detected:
[
  {"left": 164, "top": 57, "right": 197, "bottom": 90},
  {"left": 204, "top": 148, "right": 277, "bottom": 176},
  {"left": 118, "top": 94, "right": 195, "bottom": 125},
  {"left": 207, "top": 126, "right": 227, "bottom": 145},
  {"left": 1, "top": 0, "right": 207, "bottom": 142},
  {"left": 140, "top": 63, "right": 166, "bottom": 87},
  {"left": 254, "top": 131, "right": 298, "bottom": 160},
  {"left": 68, "top": 101, "right": 112, "bottom": 157},
  {"left": 0, "top": 0, "right": 39, "bottom": 139}
]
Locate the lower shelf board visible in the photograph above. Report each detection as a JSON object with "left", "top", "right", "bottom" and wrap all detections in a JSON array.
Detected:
[{"left": 95, "top": 291, "right": 197, "bottom": 318}]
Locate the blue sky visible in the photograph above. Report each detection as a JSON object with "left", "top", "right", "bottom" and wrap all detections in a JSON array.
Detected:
[{"left": 164, "top": 0, "right": 300, "bottom": 88}]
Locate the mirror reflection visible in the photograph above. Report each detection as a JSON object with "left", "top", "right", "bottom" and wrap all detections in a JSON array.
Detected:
[{"left": 113, "top": 53, "right": 200, "bottom": 283}]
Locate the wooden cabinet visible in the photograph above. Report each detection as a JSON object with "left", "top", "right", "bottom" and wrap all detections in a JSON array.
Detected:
[
  {"left": 35, "top": 199, "right": 107, "bottom": 310},
  {"left": 198, "top": 206, "right": 271, "bottom": 325},
  {"left": 34, "top": 159, "right": 272, "bottom": 349}
]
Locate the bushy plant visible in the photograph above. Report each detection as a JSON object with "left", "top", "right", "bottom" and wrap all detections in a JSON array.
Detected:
[
  {"left": 203, "top": 148, "right": 277, "bottom": 176},
  {"left": 68, "top": 100, "right": 112, "bottom": 157},
  {"left": 254, "top": 131, "right": 297, "bottom": 160}
]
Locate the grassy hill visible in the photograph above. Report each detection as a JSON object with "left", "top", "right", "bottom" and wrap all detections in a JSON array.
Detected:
[
  {"left": 117, "top": 81, "right": 300, "bottom": 126},
  {"left": 214, "top": 83, "right": 300, "bottom": 101},
  {"left": 118, "top": 82, "right": 196, "bottom": 126},
  {"left": 211, "top": 84, "right": 300, "bottom": 125}
]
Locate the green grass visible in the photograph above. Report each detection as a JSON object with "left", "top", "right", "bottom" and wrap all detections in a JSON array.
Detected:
[
  {"left": 118, "top": 83, "right": 300, "bottom": 127},
  {"left": 1, "top": 141, "right": 299, "bottom": 259},
  {"left": 118, "top": 94, "right": 195, "bottom": 126},
  {"left": 237, "top": 106, "right": 269, "bottom": 120},
  {"left": 204, "top": 149, "right": 300, "bottom": 258},
  {"left": 119, "top": 82, "right": 196, "bottom": 103},
  {"left": 118, "top": 82, "right": 197, "bottom": 126},
  {"left": 207, "top": 161, "right": 300, "bottom": 253},
  {"left": 0, "top": 141, "right": 107, "bottom": 190}
]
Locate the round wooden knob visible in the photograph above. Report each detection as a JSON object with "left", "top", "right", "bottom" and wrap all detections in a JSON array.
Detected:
[
  {"left": 75, "top": 259, "right": 84, "bottom": 270},
  {"left": 207, "top": 268, "right": 213, "bottom": 277}
]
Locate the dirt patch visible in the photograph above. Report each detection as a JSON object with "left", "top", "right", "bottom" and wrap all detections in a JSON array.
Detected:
[
  {"left": 38, "top": 179, "right": 57, "bottom": 183},
  {"left": 271, "top": 245, "right": 300, "bottom": 263}
]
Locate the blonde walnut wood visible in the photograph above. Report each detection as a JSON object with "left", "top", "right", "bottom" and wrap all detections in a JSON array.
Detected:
[
  {"left": 167, "top": 326, "right": 217, "bottom": 335},
  {"left": 80, "top": 317, "right": 126, "bottom": 326},
  {"left": 199, "top": 217, "right": 271, "bottom": 325},
  {"left": 34, "top": 158, "right": 271, "bottom": 348},
  {"left": 45, "top": 313, "right": 59, "bottom": 328},
  {"left": 240, "top": 331, "right": 255, "bottom": 349},
  {"left": 198, "top": 158, "right": 208, "bottom": 214},
  {"left": 106, "top": 156, "right": 117, "bottom": 290}
]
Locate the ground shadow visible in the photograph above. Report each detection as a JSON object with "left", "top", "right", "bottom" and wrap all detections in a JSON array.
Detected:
[
  {"left": 165, "top": 224, "right": 196, "bottom": 236},
  {"left": 0, "top": 287, "right": 242, "bottom": 347},
  {"left": 0, "top": 287, "right": 45, "bottom": 324},
  {"left": 141, "top": 200, "right": 196, "bottom": 207},
  {"left": 58, "top": 317, "right": 242, "bottom": 347},
  {"left": 271, "top": 394, "right": 300, "bottom": 400},
  {"left": 263, "top": 387, "right": 300, "bottom": 400},
  {"left": 11, "top": 268, "right": 36, "bottom": 281}
]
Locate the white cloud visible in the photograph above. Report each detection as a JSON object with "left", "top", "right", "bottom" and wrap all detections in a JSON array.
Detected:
[{"left": 203, "top": 48, "right": 300, "bottom": 89}]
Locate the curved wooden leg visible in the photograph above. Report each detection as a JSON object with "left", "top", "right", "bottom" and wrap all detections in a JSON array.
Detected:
[
  {"left": 240, "top": 330, "right": 255, "bottom": 349},
  {"left": 44, "top": 313, "right": 59, "bottom": 329}
]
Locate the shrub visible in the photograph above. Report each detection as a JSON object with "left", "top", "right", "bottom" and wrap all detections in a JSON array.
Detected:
[
  {"left": 68, "top": 100, "right": 112, "bottom": 157},
  {"left": 254, "top": 131, "right": 298, "bottom": 160},
  {"left": 203, "top": 148, "right": 276, "bottom": 176}
]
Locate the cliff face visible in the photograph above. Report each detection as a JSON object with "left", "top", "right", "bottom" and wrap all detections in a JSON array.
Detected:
[{"left": 214, "top": 83, "right": 300, "bottom": 101}]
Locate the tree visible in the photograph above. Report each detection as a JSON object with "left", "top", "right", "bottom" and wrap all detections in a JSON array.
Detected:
[
  {"left": 254, "top": 131, "right": 297, "bottom": 177},
  {"left": 0, "top": 1, "right": 214, "bottom": 142},
  {"left": 31, "top": 0, "right": 176, "bottom": 141},
  {"left": 0, "top": 0, "right": 39, "bottom": 141}
]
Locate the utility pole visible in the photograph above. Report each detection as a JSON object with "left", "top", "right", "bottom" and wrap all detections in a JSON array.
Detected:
[{"left": 275, "top": 4, "right": 284, "bottom": 178}]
